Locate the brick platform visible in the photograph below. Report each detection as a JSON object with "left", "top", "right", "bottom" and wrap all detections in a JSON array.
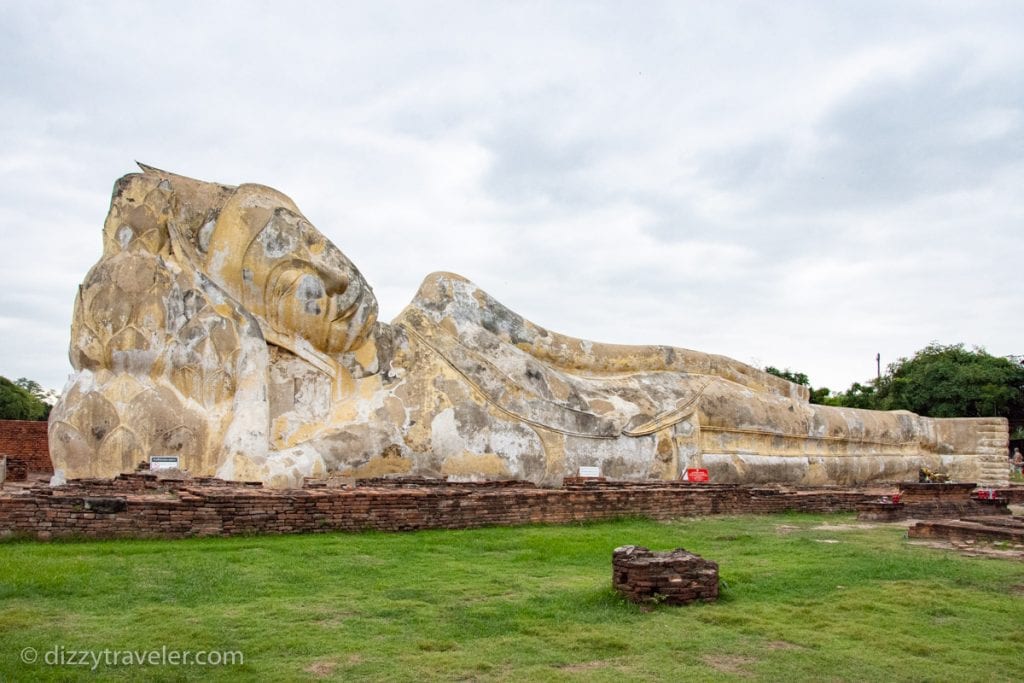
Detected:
[
  {"left": 612, "top": 545, "right": 719, "bottom": 605},
  {"left": 0, "top": 474, "right": 885, "bottom": 541},
  {"left": 1000, "top": 485, "right": 1024, "bottom": 504},
  {"left": 857, "top": 482, "right": 1011, "bottom": 521},
  {"left": 908, "top": 516, "right": 1024, "bottom": 545}
]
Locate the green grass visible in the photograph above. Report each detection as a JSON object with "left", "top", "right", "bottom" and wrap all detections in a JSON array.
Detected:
[{"left": 1, "top": 514, "right": 1022, "bottom": 681}]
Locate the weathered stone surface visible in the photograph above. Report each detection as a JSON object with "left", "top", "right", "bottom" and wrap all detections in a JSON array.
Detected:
[
  {"left": 50, "top": 166, "right": 1011, "bottom": 487},
  {"left": 612, "top": 545, "right": 718, "bottom": 605}
]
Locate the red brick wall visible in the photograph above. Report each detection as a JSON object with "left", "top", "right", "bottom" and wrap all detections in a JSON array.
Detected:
[
  {"left": 0, "top": 420, "right": 52, "bottom": 479},
  {"left": 0, "top": 475, "right": 880, "bottom": 540}
]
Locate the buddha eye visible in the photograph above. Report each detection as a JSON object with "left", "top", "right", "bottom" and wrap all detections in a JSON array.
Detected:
[{"left": 294, "top": 273, "right": 326, "bottom": 315}]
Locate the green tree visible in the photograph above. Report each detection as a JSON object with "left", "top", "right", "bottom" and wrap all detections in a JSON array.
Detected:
[
  {"left": 809, "top": 386, "right": 842, "bottom": 406},
  {"left": 763, "top": 366, "right": 837, "bottom": 405},
  {"left": 763, "top": 366, "right": 809, "bottom": 386},
  {"left": 831, "top": 381, "right": 880, "bottom": 410},
  {"left": 873, "top": 343, "right": 1024, "bottom": 419},
  {"left": 15, "top": 378, "right": 43, "bottom": 396},
  {"left": 766, "top": 345, "right": 1024, "bottom": 419},
  {"left": 0, "top": 376, "right": 50, "bottom": 420}
]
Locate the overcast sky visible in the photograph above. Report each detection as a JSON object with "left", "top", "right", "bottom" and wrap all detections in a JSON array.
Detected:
[{"left": 1, "top": 1, "right": 1021, "bottom": 394}]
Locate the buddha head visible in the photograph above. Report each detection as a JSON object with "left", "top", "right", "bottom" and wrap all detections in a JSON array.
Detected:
[{"left": 149, "top": 168, "right": 380, "bottom": 370}]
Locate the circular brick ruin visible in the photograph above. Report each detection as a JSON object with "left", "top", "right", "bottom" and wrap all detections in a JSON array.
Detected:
[{"left": 612, "top": 545, "right": 719, "bottom": 605}]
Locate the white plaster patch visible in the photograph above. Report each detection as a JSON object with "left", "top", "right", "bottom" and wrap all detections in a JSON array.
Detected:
[
  {"left": 430, "top": 408, "right": 464, "bottom": 457},
  {"left": 116, "top": 225, "right": 133, "bottom": 248},
  {"left": 352, "top": 383, "right": 390, "bottom": 424},
  {"left": 205, "top": 248, "right": 231, "bottom": 288},
  {"left": 488, "top": 423, "right": 538, "bottom": 460},
  {"left": 602, "top": 393, "right": 643, "bottom": 421},
  {"left": 197, "top": 219, "right": 216, "bottom": 253},
  {"left": 262, "top": 446, "right": 326, "bottom": 488},
  {"left": 221, "top": 329, "right": 270, "bottom": 462},
  {"left": 485, "top": 421, "right": 544, "bottom": 477}
]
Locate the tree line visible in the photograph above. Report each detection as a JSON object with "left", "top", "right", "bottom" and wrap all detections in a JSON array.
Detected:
[{"left": 765, "top": 343, "right": 1024, "bottom": 435}]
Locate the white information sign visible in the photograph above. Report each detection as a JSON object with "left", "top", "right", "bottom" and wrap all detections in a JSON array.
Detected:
[
  {"left": 149, "top": 455, "right": 180, "bottom": 471},
  {"left": 578, "top": 466, "right": 601, "bottom": 478}
]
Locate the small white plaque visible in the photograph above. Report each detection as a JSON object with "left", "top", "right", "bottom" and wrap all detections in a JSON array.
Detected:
[
  {"left": 578, "top": 466, "right": 601, "bottom": 478},
  {"left": 149, "top": 455, "right": 180, "bottom": 471}
]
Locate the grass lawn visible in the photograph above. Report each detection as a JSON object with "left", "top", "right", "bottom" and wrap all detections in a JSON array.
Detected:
[{"left": 1, "top": 513, "right": 1022, "bottom": 681}]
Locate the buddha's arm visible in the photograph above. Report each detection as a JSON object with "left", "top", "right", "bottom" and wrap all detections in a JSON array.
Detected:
[
  {"left": 516, "top": 332, "right": 806, "bottom": 400},
  {"left": 406, "top": 272, "right": 808, "bottom": 401}
]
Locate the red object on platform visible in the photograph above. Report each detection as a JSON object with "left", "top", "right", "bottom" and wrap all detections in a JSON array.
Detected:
[{"left": 685, "top": 468, "right": 709, "bottom": 482}]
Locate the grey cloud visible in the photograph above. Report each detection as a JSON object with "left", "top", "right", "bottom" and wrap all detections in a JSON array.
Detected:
[
  {"left": 808, "top": 67, "right": 1021, "bottom": 204},
  {"left": 700, "top": 57, "right": 1023, "bottom": 214},
  {"left": 481, "top": 118, "right": 603, "bottom": 208}
]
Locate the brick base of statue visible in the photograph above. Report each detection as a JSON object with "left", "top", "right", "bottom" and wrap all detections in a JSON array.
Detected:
[
  {"left": 857, "top": 482, "right": 1010, "bottom": 521},
  {"left": 612, "top": 545, "right": 719, "bottom": 605},
  {"left": 908, "top": 516, "right": 1024, "bottom": 545}
]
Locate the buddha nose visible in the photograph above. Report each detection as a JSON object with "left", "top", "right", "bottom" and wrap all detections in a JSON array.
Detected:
[{"left": 330, "top": 275, "right": 363, "bottom": 321}]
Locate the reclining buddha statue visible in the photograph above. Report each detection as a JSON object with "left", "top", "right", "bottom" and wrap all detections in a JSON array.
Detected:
[{"left": 49, "top": 166, "right": 1010, "bottom": 487}]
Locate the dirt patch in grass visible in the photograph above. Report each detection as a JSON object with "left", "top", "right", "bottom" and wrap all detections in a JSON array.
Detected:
[
  {"left": 765, "top": 640, "right": 803, "bottom": 650},
  {"left": 703, "top": 654, "right": 758, "bottom": 676},
  {"left": 560, "top": 660, "right": 613, "bottom": 672},
  {"left": 774, "top": 520, "right": 892, "bottom": 535},
  {"left": 313, "top": 611, "right": 357, "bottom": 627},
  {"left": 304, "top": 659, "right": 338, "bottom": 678}
]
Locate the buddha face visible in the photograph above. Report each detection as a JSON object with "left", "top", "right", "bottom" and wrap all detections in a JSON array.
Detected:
[
  {"left": 257, "top": 207, "right": 378, "bottom": 355},
  {"left": 198, "top": 183, "right": 378, "bottom": 358}
]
